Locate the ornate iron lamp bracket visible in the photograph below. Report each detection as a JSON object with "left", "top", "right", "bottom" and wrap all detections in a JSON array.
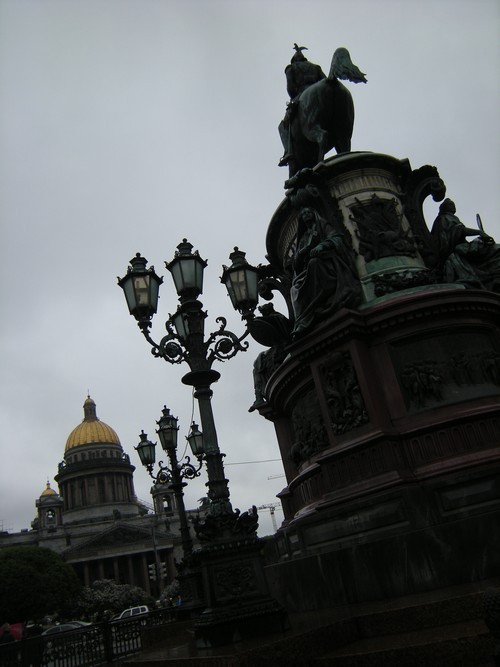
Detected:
[
  {"left": 205, "top": 317, "right": 250, "bottom": 364},
  {"left": 139, "top": 315, "right": 249, "bottom": 367},
  {"left": 147, "top": 456, "right": 203, "bottom": 486}
]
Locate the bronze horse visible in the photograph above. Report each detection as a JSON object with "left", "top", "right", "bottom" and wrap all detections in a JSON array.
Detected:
[{"left": 279, "top": 47, "right": 367, "bottom": 177}]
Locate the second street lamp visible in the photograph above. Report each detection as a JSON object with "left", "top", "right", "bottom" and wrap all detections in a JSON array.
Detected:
[{"left": 135, "top": 407, "right": 203, "bottom": 557}]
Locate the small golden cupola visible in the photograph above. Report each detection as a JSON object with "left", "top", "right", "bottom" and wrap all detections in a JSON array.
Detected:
[
  {"left": 40, "top": 480, "right": 57, "bottom": 497},
  {"left": 35, "top": 480, "right": 63, "bottom": 531}
]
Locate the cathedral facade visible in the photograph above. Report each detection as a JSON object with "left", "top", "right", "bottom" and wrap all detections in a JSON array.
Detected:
[{"left": 0, "top": 396, "right": 194, "bottom": 597}]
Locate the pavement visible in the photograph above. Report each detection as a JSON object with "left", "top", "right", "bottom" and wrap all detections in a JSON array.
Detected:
[{"left": 119, "top": 579, "right": 500, "bottom": 666}]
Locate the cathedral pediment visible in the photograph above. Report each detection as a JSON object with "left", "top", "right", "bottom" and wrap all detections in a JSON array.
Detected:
[{"left": 63, "top": 522, "right": 172, "bottom": 560}]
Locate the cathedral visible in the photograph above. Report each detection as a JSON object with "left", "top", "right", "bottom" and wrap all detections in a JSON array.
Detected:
[{"left": 0, "top": 396, "right": 193, "bottom": 596}]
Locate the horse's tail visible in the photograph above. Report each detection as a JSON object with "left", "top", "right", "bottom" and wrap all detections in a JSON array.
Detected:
[{"left": 329, "top": 47, "right": 367, "bottom": 84}]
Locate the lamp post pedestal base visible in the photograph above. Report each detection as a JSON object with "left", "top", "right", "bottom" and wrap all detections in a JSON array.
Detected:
[
  {"left": 174, "top": 557, "right": 205, "bottom": 618},
  {"left": 193, "top": 536, "right": 288, "bottom": 648}
]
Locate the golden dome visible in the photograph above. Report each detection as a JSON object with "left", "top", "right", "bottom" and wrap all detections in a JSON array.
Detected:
[
  {"left": 65, "top": 396, "right": 121, "bottom": 451},
  {"left": 40, "top": 481, "right": 57, "bottom": 496}
]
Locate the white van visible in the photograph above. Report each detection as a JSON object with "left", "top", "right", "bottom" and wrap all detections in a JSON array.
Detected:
[{"left": 113, "top": 605, "right": 149, "bottom": 621}]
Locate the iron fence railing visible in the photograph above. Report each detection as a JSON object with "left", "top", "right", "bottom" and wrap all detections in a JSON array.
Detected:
[{"left": 0, "top": 606, "right": 177, "bottom": 667}]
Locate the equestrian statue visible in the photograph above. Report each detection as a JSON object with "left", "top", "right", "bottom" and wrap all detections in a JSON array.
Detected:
[{"left": 279, "top": 44, "right": 367, "bottom": 177}]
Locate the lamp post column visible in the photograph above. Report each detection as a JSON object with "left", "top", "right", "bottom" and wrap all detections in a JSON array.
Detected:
[
  {"left": 164, "top": 449, "right": 194, "bottom": 556},
  {"left": 151, "top": 521, "right": 164, "bottom": 597},
  {"left": 181, "top": 367, "right": 233, "bottom": 518},
  {"left": 192, "top": 383, "right": 232, "bottom": 516}
]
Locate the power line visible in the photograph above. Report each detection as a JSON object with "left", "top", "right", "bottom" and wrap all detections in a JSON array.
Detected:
[{"left": 225, "top": 458, "right": 281, "bottom": 466}]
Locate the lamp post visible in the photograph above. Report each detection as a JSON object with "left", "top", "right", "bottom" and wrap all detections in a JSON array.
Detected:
[
  {"left": 135, "top": 407, "right": 203, "bottom": 557},
  {"left": 119, "top": 241, "right": 286, "bottom": 646},
  {"left": 119, "top": 240, "right": 259, "bottom": 540}
]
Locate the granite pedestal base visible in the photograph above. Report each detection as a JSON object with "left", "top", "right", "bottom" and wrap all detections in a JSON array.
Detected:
[{"left": 193, "top": 536, "right": 288, "bottom": 648}]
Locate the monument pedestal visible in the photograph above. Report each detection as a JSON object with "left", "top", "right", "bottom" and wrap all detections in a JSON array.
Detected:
[
  {"left": 259, "top": 152, "right": 500, "bottom": 610},
  {"left": 265, "top": 288, "right": 500, "bottom": 608}
]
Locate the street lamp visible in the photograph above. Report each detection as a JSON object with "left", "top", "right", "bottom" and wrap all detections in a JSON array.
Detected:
[
  {"left": 135, "top": 407, "right": 204, "bottom": 557},
  {"left": 221, "top": 247, "right": 260, "bottom": 319},
  {"left": 165, "top": 239, "right": 207, "bottom": 302},
  {"left": 120, "top": 241, "right": 286, "bottom": 646},
  {"left": 117, "top": 253, "right": 163, "bottom": 327},
  {"left": 186, "top": 422, "right": 204, "bottom": 459},
  {"left": 119, "top": 240, "right": 260, "bottom": 539}
]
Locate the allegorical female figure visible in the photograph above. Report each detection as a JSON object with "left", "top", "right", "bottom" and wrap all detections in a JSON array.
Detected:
[
  {"left": 290, "top": 207, "right": 361, "bottom": 336},
  {"left": 431, "top": 199, "right": 500, "bottom": 292}
]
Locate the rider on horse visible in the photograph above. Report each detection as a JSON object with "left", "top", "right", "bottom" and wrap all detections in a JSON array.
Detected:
[{"left": 278, "top": 45, "right": 325, "bottom": 167}]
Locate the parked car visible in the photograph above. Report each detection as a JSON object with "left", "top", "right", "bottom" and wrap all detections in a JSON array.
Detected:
[
  {"left": 112, "top": 606, "right": 149, "bottom": 621},
  {"left": 42, "top": 623, "right": 86, "bottom": 636},
  {"left": 68, "top": 620, "right": 92, "bottom": 628}
]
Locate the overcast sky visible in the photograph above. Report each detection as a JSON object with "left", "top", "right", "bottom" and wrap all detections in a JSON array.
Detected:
[{"left": 1, "top": 0, "right": 499, "bottom": 537}]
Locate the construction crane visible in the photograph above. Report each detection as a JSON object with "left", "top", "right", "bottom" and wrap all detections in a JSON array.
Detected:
[{"left": 257, "top": 503, "right": 281, "bottom": 532}]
